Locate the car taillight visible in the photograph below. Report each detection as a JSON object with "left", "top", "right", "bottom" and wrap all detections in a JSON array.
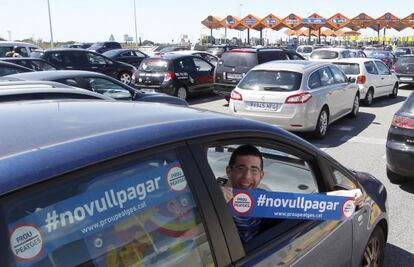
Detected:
[
  {"left": 230, "top": 90, "right": 243, "bottom": 101},
  {"left": 391, "top": 115, "right": 414, "bottom": 130},
  {"left": 356, "top": 75, "right": 366, "bottom": 84},
  {"left": 285, "top": 92, "right": 312, "bottom": 104},
  {"left": 164, "top": 72, "right": 176, "bottom": 82}
]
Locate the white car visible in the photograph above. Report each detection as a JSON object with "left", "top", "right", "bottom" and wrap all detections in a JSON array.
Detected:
[
  {"left": 333, "top": 58, "right": 399, "bottom": 105},
  {"left": 296, "top": 45, "right": 313, "bottom": 59},
  {"left": 309, "top": 48, "right": 353, "bottom": 62},
  {"left": 229, "top": 60, "right": 360, "bottom": 138}
]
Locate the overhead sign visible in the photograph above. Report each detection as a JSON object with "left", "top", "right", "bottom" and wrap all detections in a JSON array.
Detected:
[
  {"left": 264, "top": 18, "right": 277, "bottom": 24},
  {"left": 332, "top": 18, "right": 346, "bottom": 24},
  {"left": 244, "top": 19, "right": 257, "bottom": 25},
  {"left": 303, "top": 18, "right": 326, "bottom": 24}
]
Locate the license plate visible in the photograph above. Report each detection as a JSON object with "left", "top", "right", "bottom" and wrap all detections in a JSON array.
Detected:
[
  {"left": 140, "top": 88, "right": 155, "bottom": 93},
  {"left": 245, "top": 101, "right": 281, "bottom": 111},
  {"left": 227, "top": 73, "right": 243, "bottom": 80},
  {"left": 400, "top": 77, "right": 413, "bottom": 81}
]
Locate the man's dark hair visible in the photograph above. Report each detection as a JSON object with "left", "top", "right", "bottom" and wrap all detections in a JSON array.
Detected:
[{"left": 228, "top": 144, "right": 263, "bottom": 170}]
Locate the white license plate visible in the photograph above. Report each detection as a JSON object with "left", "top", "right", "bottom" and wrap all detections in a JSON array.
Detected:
[
  {"left": 400, "top": 77, "right": 413, "bottom": 81},
  {"left": 227, "top": 73, "right": 243, "bottom": 80},
  {"left": 245, "top": 101, "right": 281, "bottom": 111},
  {"left": 140, "top": 88, "right": 155, "bottom": 93}
]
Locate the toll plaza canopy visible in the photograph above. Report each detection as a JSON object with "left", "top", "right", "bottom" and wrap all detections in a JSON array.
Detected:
[{"left": 202, "top": 12, "right": 414, "bottom": 32}]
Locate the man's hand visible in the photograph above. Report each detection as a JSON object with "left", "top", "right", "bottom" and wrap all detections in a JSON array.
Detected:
[
  {"left": 221, "top": 185, "right": 234, "bottom": 203},
  {"left": 327, "top": 189, "right": 364, "bottom": 208}
]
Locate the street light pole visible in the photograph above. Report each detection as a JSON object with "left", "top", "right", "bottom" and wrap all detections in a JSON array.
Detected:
[
  {"left": 133, "top": 0, "right": 139, "bottom": 47},
  {"left": 47, "top": 0, "right": 54, "bottom": 48}
]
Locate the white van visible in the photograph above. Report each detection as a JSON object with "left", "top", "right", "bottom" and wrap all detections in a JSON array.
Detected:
[{"left": 0, "top": 41, "right": 41, "bottom": 57}]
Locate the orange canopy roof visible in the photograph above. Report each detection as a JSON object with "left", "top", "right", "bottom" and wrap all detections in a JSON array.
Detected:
[
  {"left": 326, "top": 13, "right": 351, "bottom": 30},
  {"left": 201, "top": 16, "right": 224, "bottom": 29},
  {"left": 281, "top": 13, "right": 303, "bottom": 30}
]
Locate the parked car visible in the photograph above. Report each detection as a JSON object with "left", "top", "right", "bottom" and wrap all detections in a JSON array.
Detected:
[
  {"left": 334, "top": 58, "right": 399, "bottom": 106},
  {"left": 207, "top": 44, "right": 239, "bottom": 58},
  {"left": 103, "top": 48, "right": 148, "bottom": 67},
  {"left": 35, "top": 49, "right": 136, "bottom": 85},
  {"left": 386, "top": 91, "right": 414, "bottom": 183},
  {"left": 214, "top": 48, "right": 305, "bottom": 101},
  {"left": 349, "top": 49, "right": 367, "bottom": 58},
  {"left": 153, "top": 46, "right": 190, "bottom": 56},
  {"left": 0, "top": 99, "right": 388, "bottom": 267},
  {"left": 229, "top": 60, "right": 360, "bottom": 138},
  {"left": 364, "top": 50, "right": 396, "bottom": 69},
  {"left": 88, "top": 41, "right": 122, "bottom": 54},
  {"left": 133, "top": 54, "right": 215, "bottom": 100},
  {"left": 392, "top": 55, "right": 414, "bottom": 85},
  {"left": 166, "top": 50, "right": 219, "bottom": 65},
  {"left": 393, "top": 47, "right": 414, "bottom": 58},
  {"left": 0, "top": 61, "right": 33, "bottom": 76},
  {"left": 0, "top": 80, "right": 114, "bottom": 102},
  {"left": 0, "top": 41, "right": 41, "bottom": 57},
  {"left": 0, "top": 57, "right": 59, "bottom": 71},
  {"left": 309, "top": 48, "right": 353, "bottom": 61},
  {"left": 296, "top": 45, "right": 314, "bottom": 59},
  {"left": 5, "top": 70, "right": 188, "bottom": 106}
]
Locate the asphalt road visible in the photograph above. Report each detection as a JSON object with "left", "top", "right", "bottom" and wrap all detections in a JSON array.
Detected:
[{"left": 189, "top": 84, "right": 414, "bottom": 266}]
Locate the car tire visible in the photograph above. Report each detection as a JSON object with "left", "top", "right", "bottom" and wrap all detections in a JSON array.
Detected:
[
  {"left": 364, "top": 88, "right": 374, "bottom": 106},
  {"left": 349, "top": 94, "right": 360, "bottom": 118},
  {"left": 175, "top": 86, "right": 188, "bottom": 100},
  {"left": 389, "top": 84, "right": 398, "bottom": 98},
  {"left": 313, "top": 107, "right": 329, "bottom": 139},
  {"left": 119, "top": 72, "right": 132, "bottom": 85},
  {"left": 386, "top": 167, "right": 406, "bottom": 184},
  {"left": 361, "top": 226, "right": 386, "bottom": 267}
]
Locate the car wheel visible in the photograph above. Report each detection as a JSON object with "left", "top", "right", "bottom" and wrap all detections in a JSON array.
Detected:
[
  {"left": 313, "top": 107, "right": 329, "bottom": 139},
  {"left": 389, "top": 84, "right": 398, "bottom": 98},
  {"left": 175, "top": 86, "right": 188, "bottom": 100},
  {"left": 364, "top": 89, "right": 374, "bottom": 106},
  {"left": 361, "top": 227, "right": 385, "bottom": 267},
  {"left": 386, "top": 167, "right": 406, "bottom": 184},
  {"left": 349, "top": 94, "right": 360, "bottom": 118},
  {"left": 119, "top": 72, "right": 132, "bottom": 85}
]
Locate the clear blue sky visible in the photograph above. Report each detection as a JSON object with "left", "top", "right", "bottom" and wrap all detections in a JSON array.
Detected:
[{"left": 1, "top": 0, "right": 413, "bottom": 43}]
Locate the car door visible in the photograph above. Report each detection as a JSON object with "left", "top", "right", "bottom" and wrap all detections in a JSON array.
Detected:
[
  {"left": 313, "top": 67, "right": 342, "bottom": 120},
  {"left": 374, "top": 60, "right": 395, "bottom": 96},
  {"left": 188, "top": 136, "right": 353, "bottom": 267},
  {"left": 363, "top": 60, "right": 381, "bottom": 97},
  {"left": 192, "top": 57, "right": 214, "bottom": 92},
  {"left": 118, "top": 50, "right": 138, "bottom": 66},
  {"left": 86, "top": 52, "right": 117, "bottom": 78},
  {"left": 329, "top": 65, "right": 355, "bottom": 115}
]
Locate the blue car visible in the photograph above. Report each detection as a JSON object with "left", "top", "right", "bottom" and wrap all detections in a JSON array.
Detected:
[{"left": 0, "top": 100, "right": 388, "bottom": 266}]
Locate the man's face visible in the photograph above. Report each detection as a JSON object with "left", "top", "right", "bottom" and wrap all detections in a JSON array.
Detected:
[{"left": 226, "top": 155, "right": 264, "bottom": 189}]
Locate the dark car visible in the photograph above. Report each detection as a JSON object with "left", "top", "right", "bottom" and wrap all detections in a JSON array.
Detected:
[
  {"left": 153, "top": 46, "right": 190, "bottom": 56},
  {"left": 392, "top": 55, "right": 414, "bottom": 84},
  {"left": 36, "top": 49, "right": 136, "bottom": 85},
  {"left": 0, "top": 61, "right": 33, "bottom": 76},
  {"left": 133, "top": 54, "right": 215, "bottom": 100},
  {"left": 386, "top": 91, "right": 414, "bottom": 182},
  {"left": 365, "top": 50, "right": 396, "bottom": 69},
  {"left": 5, "top": 70, "right": 188, "bottom": 106},
  {"left": 214, "top": 48, "right": 305, "bottom": 100},
  {"left": 0, "top": 99, "right": 388, "bottom": 267},
  {"left": 394, "top": 47, "right": 413, "bottom": 58},
  {"left": 0, "top": 57, "right": 59, "bottom": 71},
  {"left": 88, "top": 41, "right": 122, "bottom": 54},
  {"left": 103, "top": 48, "right": 148, "bottom": 67},
  {"left": 207, "top": 44, "right": 240, "bottom": 58}
]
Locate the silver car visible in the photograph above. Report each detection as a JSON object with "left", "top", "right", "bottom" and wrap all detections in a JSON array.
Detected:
[{"left": 229, "top": 60, "right": 360, "bottom": 138}]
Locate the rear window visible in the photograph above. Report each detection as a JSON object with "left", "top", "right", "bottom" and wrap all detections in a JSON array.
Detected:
[
  {"left": 207, "top": 47, "right": 225, "bottom": 54},
  {"left": 310, "top": 50, "right": 339, "bottom": 59},
  {"left": 333, "top": 63, "right": 360, "bottom": 75},
  {"left": 298, "top": 47, "right": 312, "bottom": 53},
  {"left": 0, "top": 46, "right": 14, "bottom": 57},
  {"left": 88, "top": 43, "right": 103, "bottom": 50},
  {"left": 139, "top": 58, "right": 172, "bottom": 72},
  {"left": 220, "top": 52, "right": 258, "bottom": 68},
  {"left": 102, "top": 50, "right": 119, "bottom": 57},
  {"left": 397, "top": 57, "right": 414, "bottom": 65},
  {"left": 395, "top": 48, "right": 410, "bottom": 54},
  {"left": 238, "top": 70, "right": 302, "bottom": 91}
]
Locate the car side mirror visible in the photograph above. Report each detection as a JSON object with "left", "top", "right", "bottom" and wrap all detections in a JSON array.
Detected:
[{"left": 348, "top": 77, "right": 356, "bottom": 83}]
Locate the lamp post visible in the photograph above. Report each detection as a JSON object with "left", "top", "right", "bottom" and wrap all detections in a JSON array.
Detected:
[
  {"left": 133, "top": 0, "right": 139, "bottom": 47},
  {"left": 47, "top": 0, "right": 54, "bottom": 48}
]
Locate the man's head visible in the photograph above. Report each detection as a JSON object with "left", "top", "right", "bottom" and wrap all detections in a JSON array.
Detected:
[{"left": 226, "top": 145, "right": 264, "bottom": 189}]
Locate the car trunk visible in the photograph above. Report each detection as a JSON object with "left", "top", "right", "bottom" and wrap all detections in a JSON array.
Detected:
[
  {"left": 215, "top": 52, "right": 258, "bottom": 85},
  {"left": 136, "top": 59, "right": 172, "bottom": 86},
  {"left": 395, "top": 57, "right": 414, "bottom": 75}
]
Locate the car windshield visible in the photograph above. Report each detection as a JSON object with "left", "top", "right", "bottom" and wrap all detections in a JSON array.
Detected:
[
  {"left": 220, "top": 52, "right": 258, "bottom": 68},
  {"left": 334, "top": 63, "right": 360, "bottom": 75},
  {"left": 298, "top": 47, "right": 313, "bottom": 53},
  {"left": 396, "top": 57, "right": 414, "bottom": 65},
  {"left": 238, "top": 70, "right": 302, "bottom": 91},
  {"left": 102, "top": 50, "right": 120, "bottom": 57},
  {"left": 365, "top": 50, "right": 390, "bottom": 57},
  {"left": 310, "top": 50, "right": 339, "bottom": 59},
  {"left": 138, "top": 58, "right": 172, "bottom": 72}
]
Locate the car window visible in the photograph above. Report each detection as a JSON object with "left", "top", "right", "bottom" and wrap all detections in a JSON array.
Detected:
[
  {"left": 375, "top": 61, "right": 391, "bottom": 75},
  {"left": 220, "top": 52, "right": 258, "bottom": 68},
  {"left": 87, "top": 52, "right": 107, "bottom": 65},
  {"left": 200, "top": 54, "right": 218, "bottom": 65},
  {"left": 14, "top": 47, "right": 29, "bottom": 57},
  {"left": 120, "top": 51, "right": 135, "bottom": 57},
  {"left": 86, "top": 77, "right": 133, "bottom": 100},
  {"left": 319, "top": 67, "right": 335, "bottom": 86},
  {"left": 0, "top": 65, "right": 26, "bottom": 76},
  {"left": 56, "top": 78, "right": 82, "bottom": 88},
  {"left": 396, "top": 56, "right": 414, "bottom": 65},
  {"left": 341, "top": 51, "right": 351, "bottom": 58},
  {"left": 64, "top": 52, "right": 89, "bottom": 66},
  {"left": 331, "top": 167, "right": 357, "bottom": 190},
  {"left": 135, "top": 51, "right": 146, "bottom": 58},
  {"left": 175, "top": 58, "right": 196, "bottom": 72},
  {"left": 32, "top": 60, "right": 57, "bottom": 71},
  {"left": 238, "top": 70, "right": 302, "bottom": 91},
  {"left": 2, "top": 150, "right": 213, "bottom": 267},
  {"left": 364, "top": 61, "right": 379, "bottom": 74},
  {"left": 47, "top": 52, "right": 65, "bottom": 66},
  {"left": 329, "top": 66, "right": 347, "bottom": 83},
  {"left": 0, "top": 46, "right": 13, "bottom": 57},
  {"left": 258, "top": 51, "right": 289, "bottom": 63},
  {"left": 288, "top": 53, "right": 304, "bottom": 60},
  {"left": 308, "top": 70, "right": 321, "bottom": 89},
  {"left": 310, "top": 50, "right": 339, "bottom": 60},
  {"left": 139, "top": 59, "right": 172, "bottom": 72},
  {"left": 192, "top": 57, "right": 212, "bottom": 72},
  {"left": 334, "top": 63, "right": 361, "bottom": 75}
]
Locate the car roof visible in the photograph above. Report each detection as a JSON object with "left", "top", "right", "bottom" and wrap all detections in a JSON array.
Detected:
[
  {"left": 334, "top": 58, "right": 379, "bottom": 64},
  {"left": 311, "top": 48, "right": 350, "bottom": 52},
  {"left": 4, "top": 70, "right": 110, "bottom": 80},
  {"left": 0, "top": 57, "right": 47, "bottom": 62},
  {"left": 226, "top": 48, "right": 286, "bottom": 53},
  {"left": 253, "top": 60, "right": 327, "bottom": 72},
  {"left": 0, "top": 41, "right": 39, "bottom": 47},
  {"left": 0, "top": 100, "right": 318, "bottom": 196},
  {"left": 149, "top": 53, "right": 194, "bottom": 60},
  {"left": 43, "top": 48, "right": 88, "bottom": 52}
]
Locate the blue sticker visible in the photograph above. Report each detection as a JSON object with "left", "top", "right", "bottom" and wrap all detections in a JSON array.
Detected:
[{"left": 230, "top": 190, "right": 355, "bottom": 221}]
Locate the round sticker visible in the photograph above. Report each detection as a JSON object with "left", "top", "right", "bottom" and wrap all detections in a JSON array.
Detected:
[
  {"left": 232, "top": 192, "right": 253, "bottom": 215},
  {"left": 165, "top": 164, "right": 187, "bottom": 192},
  {"left": 342, "top": 199, "right": 356, "bottom": 218},
  {"left": 10, "top": 225, "right": 43, "bottom": 261}
]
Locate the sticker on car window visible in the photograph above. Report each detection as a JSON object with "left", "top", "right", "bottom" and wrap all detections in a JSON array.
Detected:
[
  {"left": 8, "top": 162, "right": 191, "bottom": 266},
  {"left": 230, "top": 189, "right": 357, "bottom": 221}
]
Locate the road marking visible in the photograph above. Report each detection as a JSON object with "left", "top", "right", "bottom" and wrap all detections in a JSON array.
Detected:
[
  {"left": 340, "top": 136, "right": 386, "bottom": 145},
  {"left": 331, "top": 126, "right": 354, "bottom": 131}
]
